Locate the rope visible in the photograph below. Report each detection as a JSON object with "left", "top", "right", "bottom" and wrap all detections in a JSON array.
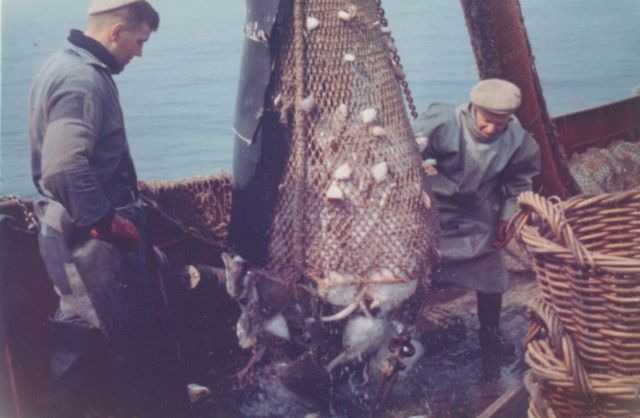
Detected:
[
  {"left": 0, "top": 195, "right": 38, "bottom": 231},
  {"left": 292, "top": 0, "right": 309, "bottom": 273}
]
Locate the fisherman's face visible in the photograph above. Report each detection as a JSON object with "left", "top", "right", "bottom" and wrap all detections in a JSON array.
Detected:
[
  {"left": 473, "top": 107, "right": 511, "bottom": 140},
  {"left": 111, "top": 22, "right": 152, "bottom": 70}
]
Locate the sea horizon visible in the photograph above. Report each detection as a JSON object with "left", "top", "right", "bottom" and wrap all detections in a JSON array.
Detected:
[{"left": 2, "top": 0, "right": 639, "bottom": 198}]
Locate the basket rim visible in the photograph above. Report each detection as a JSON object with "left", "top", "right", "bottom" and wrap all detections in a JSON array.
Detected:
[
  {"left": 518, "top": 226, "right": 640, "bottom": 273},
  {"left": 513, "top": 189, "right": 640, "bottom": 272}
]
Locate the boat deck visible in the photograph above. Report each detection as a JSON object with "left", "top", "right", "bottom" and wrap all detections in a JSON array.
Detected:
[
  {"left": 365, "top": 245, "right": 537, "bottom": 418},
  {"left": 192, "top": 243, "right": 538, "bottom": 418}
]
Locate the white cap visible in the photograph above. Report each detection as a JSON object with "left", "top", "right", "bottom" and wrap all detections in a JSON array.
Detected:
[
  {"left": 88, "top": 0, "right": 145, "bottom": 15},
  {"left": 470, "top": 79, "right": 522, "bottom": 115}
]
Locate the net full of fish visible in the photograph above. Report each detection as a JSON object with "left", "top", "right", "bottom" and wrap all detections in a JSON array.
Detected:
[{"left": 224, "top": 0, "right": 439, "bottom": 410}]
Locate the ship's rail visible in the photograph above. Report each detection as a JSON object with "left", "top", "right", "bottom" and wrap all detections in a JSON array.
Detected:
[{"left": 552, "top": 95, "right": 640, "bottom": 158}]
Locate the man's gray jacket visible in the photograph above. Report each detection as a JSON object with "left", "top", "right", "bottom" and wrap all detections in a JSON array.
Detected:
[
  {"left": 414, "top": 103, "right": 540, "bottom": 292},
  {"left": 29, "top": 40, "right": 138, "bottom": 228}
]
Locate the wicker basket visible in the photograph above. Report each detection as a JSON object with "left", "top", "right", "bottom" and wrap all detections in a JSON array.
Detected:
[{"left": 512, "top": 189, "right": 640, "bottom": 417}]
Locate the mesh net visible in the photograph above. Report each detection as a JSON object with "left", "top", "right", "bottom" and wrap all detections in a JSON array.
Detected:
[
  {"left": 139, "top": 173, "right": 232, "bottom": 246},
  {"left": 568, "top": 140, "right": 640, "bottom": 194},
  {"left": 262, "top": 0, "right": 438, "bottom": 289}
]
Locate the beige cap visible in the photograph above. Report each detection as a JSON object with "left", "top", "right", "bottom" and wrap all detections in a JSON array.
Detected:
[
  {"left": 470, "top": 79, "right": 522, "bottom": 115},
  {"left": 88, "top": 0, "right": 146, "bottom": 15}
]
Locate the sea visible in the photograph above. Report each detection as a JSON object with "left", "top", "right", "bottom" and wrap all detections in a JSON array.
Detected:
[{"left": 2, "top": 0, "right": 639, "bottom": 199}]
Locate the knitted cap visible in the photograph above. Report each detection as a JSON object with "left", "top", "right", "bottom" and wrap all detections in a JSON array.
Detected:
[
  {"left": 470, "top": 79, "right": 522, "bottom": 115},
  {"left": 88, "top": 0, "right": 145, "bottom": 15}
]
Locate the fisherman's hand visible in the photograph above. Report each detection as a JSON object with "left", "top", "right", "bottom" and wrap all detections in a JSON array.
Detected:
[
  {"left": 89, "top": 214, "right": 140, "bottom": 250},
  {"left": 492, "top": 220, "right": 513, "bottom": 249}
]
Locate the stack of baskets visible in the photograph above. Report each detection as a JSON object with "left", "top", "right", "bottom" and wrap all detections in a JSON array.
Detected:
[{"left": 512, "top": 189, "right": 640, "bottom": 417}]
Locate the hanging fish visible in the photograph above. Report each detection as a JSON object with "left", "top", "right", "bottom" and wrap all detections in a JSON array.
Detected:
[{"left": 225, "top": 0, "right": 440, "bottom": 411}]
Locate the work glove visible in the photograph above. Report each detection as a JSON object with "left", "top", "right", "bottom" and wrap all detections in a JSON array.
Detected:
[
  {"left": 89, "top": 213, "right": 140, "bottom": 250},
  {"left": 492, "top": 219, "right": 513, "bottom": 249}
]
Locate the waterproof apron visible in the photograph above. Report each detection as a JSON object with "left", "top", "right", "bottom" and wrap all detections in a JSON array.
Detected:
[{"left": 35, "top": 198, "right": 192, "bottom": 417}]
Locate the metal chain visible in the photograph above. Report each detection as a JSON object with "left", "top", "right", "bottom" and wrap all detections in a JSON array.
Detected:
[
  {"left": 0, "top": 195, "right": 38, "bottom": 231},
  {"left": 375, "top": 0, "right": 419, "bottom": 120}
]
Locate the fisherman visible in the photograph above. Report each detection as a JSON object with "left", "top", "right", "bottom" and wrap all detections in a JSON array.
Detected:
[
  {"left": 414, "top": 79, "right": 540, "bottom": 356},
  {"left": 29, "top": 1, "right": 193, "bottom": 416}
]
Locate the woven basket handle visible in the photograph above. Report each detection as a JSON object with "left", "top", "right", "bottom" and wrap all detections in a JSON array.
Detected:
[
  {"left": 510, "top": 191, "right": 595, "bottom": 268},
  {"left": 527, "top": 296, "right": 595, "bottom": 400}
]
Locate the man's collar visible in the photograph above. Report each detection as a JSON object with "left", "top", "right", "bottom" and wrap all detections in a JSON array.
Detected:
[
  {"left": 460, "top": 103, "right": 505, "bottom": 144},
  {"left": 67, "top": 29, "right": 122, "bottom": 74}
]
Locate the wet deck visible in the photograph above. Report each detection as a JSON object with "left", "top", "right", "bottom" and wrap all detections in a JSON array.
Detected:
[
  {"left": 193, "top": 244, "right": 538, "bottom": 418},
  {"left": 393, "top": 269, "right": 536, "bottom": 418},
  {"left": 0, "top": 198, "right": 537, "bottom": 418}
]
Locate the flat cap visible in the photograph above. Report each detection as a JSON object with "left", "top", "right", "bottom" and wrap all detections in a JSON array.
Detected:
[
  {"left": 88, "top": 0, "right": 146, "bottom": 15},
  {"left": 470, "top": 79, "right": 522, "bottom": 115}
]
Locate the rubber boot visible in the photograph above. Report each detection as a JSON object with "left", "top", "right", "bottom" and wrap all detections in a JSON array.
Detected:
[
  {"left": 47, "top": 315, "right": 119, "bottom": 418},
  {"left": 477, "top": 292, "right": 515, "bottom": 356}
]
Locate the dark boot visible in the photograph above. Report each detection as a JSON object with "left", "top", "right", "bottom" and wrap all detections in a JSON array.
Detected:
[
  {"left": 477, "top": 292, "right": 515, "bottom": 356},
  {"left": 47, "top": 315, "right": 118, "bottom": 418}
]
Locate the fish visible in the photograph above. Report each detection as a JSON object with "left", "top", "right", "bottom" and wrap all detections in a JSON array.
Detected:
[
  {"left": 327, "top": 316, "right": 389, "bottom": 372},
  {"left": 225, "top": 0, "right": 440, "bottom": 407},
  {"left": 221, "top": 253, "right": 295, "bottom": 349}
]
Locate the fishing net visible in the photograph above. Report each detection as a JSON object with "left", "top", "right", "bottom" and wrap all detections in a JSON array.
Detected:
[
  {"left": 140, "top": 173, "right": 232, "bottom": 245},
  {"left": 262, "top": 0, "right": 438, "bottom": 288},
  {"left": 139, "top": 173, "right": 233, "bottom": 266},
  {"left": 568, "top": 140, "right": 640, "bottom": 194}
]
